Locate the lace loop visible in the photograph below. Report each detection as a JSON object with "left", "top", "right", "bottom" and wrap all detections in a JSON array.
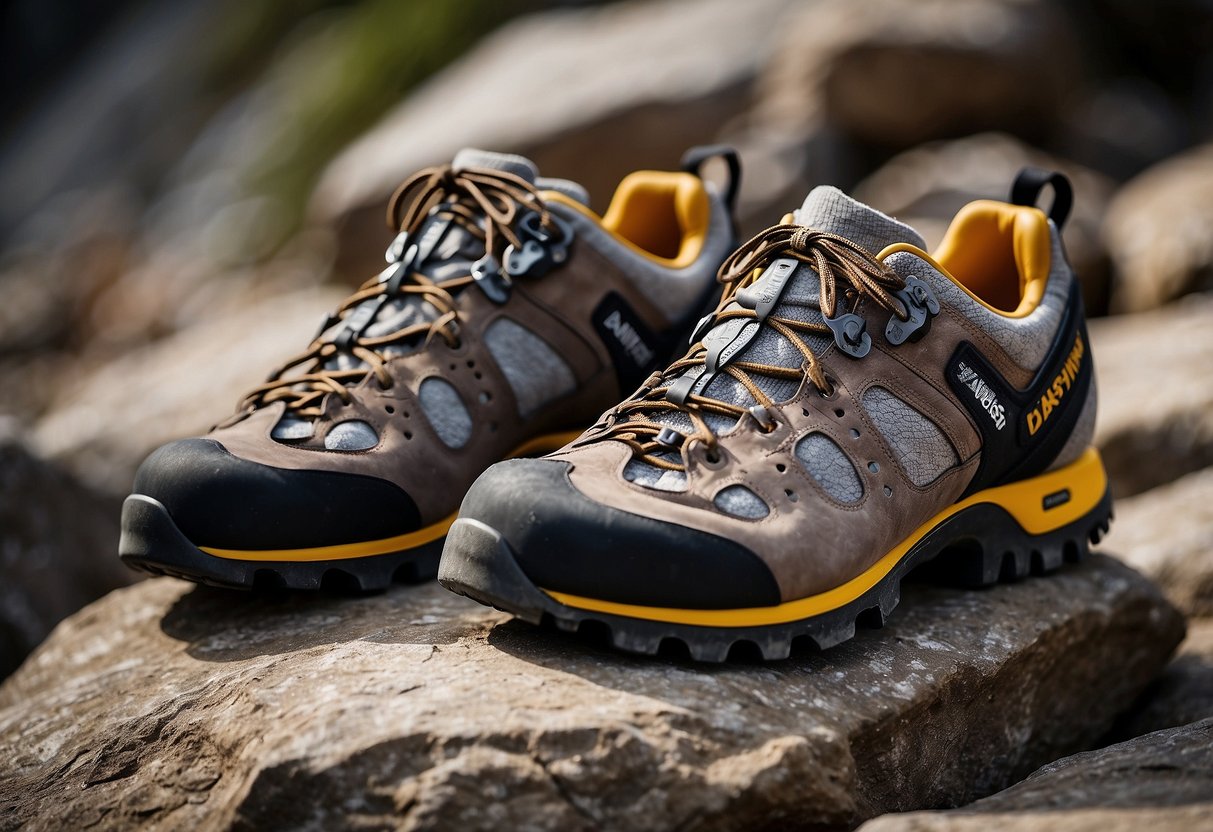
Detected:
[
  {"left": 229, "top": 165, "right": 552, "bottom": 422},
  {"left": 591, "top": 222, "right": 905, "bottom": 472}
]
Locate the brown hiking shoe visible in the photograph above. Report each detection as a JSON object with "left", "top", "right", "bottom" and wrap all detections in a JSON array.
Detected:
[
  {"left": 439, "top": 169, "right": 1111, "bottom": 661},
  {"left": 119, "top": 147, "right": 741, "bottom": 589}
]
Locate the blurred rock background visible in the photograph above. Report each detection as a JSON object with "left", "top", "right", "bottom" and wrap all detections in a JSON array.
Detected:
[{"left": 1, "top": 0, "right": 1212, "bottom": 707}]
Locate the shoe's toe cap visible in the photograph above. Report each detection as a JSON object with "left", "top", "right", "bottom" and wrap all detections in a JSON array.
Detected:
[
  {"left": 457, "top": 458, "right": 781, "bottom": 609},
  {"left": 131, "top": 438, "right": 421, "bottom": 550}
]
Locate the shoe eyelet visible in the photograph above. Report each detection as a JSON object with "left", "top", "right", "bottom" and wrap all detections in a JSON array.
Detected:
[
  {"left": 701, "top": 447, "right": 726, "bottom": 469},
  {"left": 816, "top": 374, "right": 839, "bottom": 400}
]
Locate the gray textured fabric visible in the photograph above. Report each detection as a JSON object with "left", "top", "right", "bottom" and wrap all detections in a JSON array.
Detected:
[
  {"left": 795, "top": 432, "right": 863, "bottom": 503},
  {"left": 324, "top": 420, "right": 379, "bottom": 452},
  {"left": 483, "top": 318, "right": 577, "bottom": 419},
  {"left": 795, "top": 186, "right": 926, "bottom": 254},
  {"left": 627, "top": 187, "right": 921, "bottom": 491},
  {"left": 452, "top": 148, "right": 538, "bottom": 181},
  {"left": 271, "top": 415, "right": 314, "bottom": 441},
  {"left": 550, "top": 193, "right": 733, "bottom": 320},
  {"left": 714, "top": 485, "right": 769, "bottom": 519},
  {"left": 1047, "top": 378, "right": 1098, "bottom": 472},
  {"left": 622, "top": 457, "right": 687, "bottom": 492},
  {"left": 885, "top": 223, "right": 1070, "bottom": 372},
  {"left": 536, "top": 177, "right": 590, "bottom": 205},
  {"left": 418, "top": 378, "right": 472, "bottom": 449},
  {"left": 861, "top": 387, "right": 957, "bottom": 486}
]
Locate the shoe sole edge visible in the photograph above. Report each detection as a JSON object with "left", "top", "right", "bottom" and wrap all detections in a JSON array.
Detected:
[{"left": 438, "top": 450, "right": 1114, "bottom": 662}]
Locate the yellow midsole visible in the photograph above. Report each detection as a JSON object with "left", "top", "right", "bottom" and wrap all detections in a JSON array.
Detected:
[
  {"left": 542, "top": 447, "right": 1108, "bottom": 628},
  {"left": 198, "top": 429, "right": 584, "bottom": 562}
]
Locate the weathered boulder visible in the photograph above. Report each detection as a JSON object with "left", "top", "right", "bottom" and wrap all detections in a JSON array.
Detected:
[
  {"left": 1089, "top": 296, "right": 1213, "bottom": 498},
  {"left": 1108, "top": 620, "right": 1213, "bottom": 743},
  {"left": 1100, "top": 467, "right": 1213, "bottom": 617},
  {"left": 1104, "top": 143, "right": 1213, "bottom": 312},
  {"left": 852, "top": 133, "right": 1114, "bottom": 314},
  {"left": 0, "top": 420, "right": 130, "bottom": 680},
  {"left": 0, "top": 556, "right": 1182, "bottom": 830},
  {"left": 311, "top": 0, "right": 799, "bottom": 281},
  {"left": 734, "top": 0, "right": 1082, "bottom": 224},
  {"left": 32, "top": 285, "right": 344, "bottom": 498},
  {"left": 856, "top": 719, "right": 1213, "bottom": 832}
]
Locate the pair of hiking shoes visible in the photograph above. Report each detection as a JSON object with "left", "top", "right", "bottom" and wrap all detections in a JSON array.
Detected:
[{"left": 119, "top": 146, "right": 1110, "bottom": 662}]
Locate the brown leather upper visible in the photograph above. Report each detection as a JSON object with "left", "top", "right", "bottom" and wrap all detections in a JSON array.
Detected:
[
  {"left": 548, "top": 259, "right": 1053, "bottom": 603},
  {"left": 206, "top": 200, "right": 717, "bottom": 528}
]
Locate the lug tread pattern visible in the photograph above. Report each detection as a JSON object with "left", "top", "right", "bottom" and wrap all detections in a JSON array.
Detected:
[{"left": 440, "top": 492, "right": 1114, "bottom": 663}]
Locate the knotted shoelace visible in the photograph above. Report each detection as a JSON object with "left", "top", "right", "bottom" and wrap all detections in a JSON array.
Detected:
[
  {"left": 592, "top": 224, "right": 910, "bottom": 471},
  {"left": 230, "top": 165, "right": 556, "bottom": 421}
]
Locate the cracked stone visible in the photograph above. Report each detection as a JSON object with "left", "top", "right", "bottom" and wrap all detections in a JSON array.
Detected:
[
  {"left": 0, "top": 555, "right": 1182, "bottom": 831},
  {"left": 856, "top": 718, "right": 1213, "bottom": 832}
]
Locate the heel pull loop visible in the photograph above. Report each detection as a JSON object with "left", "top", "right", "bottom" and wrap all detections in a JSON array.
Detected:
[
  {"left": 1010, "top": 167, "right": 1073, "bottom": 230},
  {"left": 681, "top": 145, "right": 741, "bottom": 217}
]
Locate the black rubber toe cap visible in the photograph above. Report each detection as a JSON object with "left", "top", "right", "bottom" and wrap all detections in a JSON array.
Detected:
[
  {"left": 458, "top": 458, "right": 781, "bottom": 609},
  {"left": 132, "top": 438, "right": 421, "bottom": 550}
]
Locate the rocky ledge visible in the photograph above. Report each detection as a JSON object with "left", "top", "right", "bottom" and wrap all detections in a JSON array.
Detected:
[
  {"left": 0, "top": 555, "right": 1182, "bottom": 831},
  {"left": 858, "top": 718, "right": 1213, "bottom": 832}
]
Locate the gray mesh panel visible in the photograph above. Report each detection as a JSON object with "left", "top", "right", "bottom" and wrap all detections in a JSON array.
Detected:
[
  {"left": 714, "top": 485, "right": 769, "bottom": 519},
  {"left": 272, "top": 415, "right": 314, "bottom": 441},
  {"left": 795, "top": 432, "right": 863, "bottom": 503},
  {"left": 483, "top": 318, "right": 576, "bottom": 419},
  {"left": 861, "top": 387, "right": 957, "bottom": 486},
  {"left": 419, "top": 378, "right": 472, "bottom": 449},
  {"left": 324, "top": 420, "right": 379, "bottom": 451}
]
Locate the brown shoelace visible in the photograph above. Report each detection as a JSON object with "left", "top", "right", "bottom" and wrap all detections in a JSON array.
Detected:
[
  {"left": 592, "top": 224, "right": 909, "bottom": 471},
  {"left": 229, "top": 165, "right": 556, "bottom": 422}
]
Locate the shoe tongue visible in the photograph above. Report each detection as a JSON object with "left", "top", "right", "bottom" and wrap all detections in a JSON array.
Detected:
[
  {"left": 451, "top": 147, "right": 589, "bottom": 205},
  {"left": 452, "top": 147, "right": 538, "bottom": 182},
  {"left": 795, "top": 185, "right": 926, "bottom": 254}
]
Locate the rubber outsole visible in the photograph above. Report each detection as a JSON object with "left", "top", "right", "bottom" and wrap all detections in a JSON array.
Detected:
[
  {"left": 437, "top": 487, "right": 1114, "bottom": 662},
  {"left": 119, "top": 495, "right": 441, "bottom": 591}
]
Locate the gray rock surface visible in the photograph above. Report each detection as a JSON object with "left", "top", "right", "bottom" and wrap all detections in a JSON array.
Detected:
[
  {"left": 1100, "top": 467, "right": 1213, "bottom": 616},
  {"left": 1108, "top": 620, "right": 1213, "bottom": 743},
  {"left": 1090, "top": 295, "right": 1213, "bottom": 498},
  {"left": 1104, "top": 143, "right": 1213, "bottom": 312},
  {"left": 0, "top": 421, "right": 131, "bottom": 680},
  {"left": 32, "top": 285, "right": 345, "bottom": 497},
  {"left": 734, "top": 0, "right": 1081, "bottom": 224},
  {"left": 0, "top": 556, "right": 1182, "bottom": 831},
  {"left": 856, "top": 719, "right": 1213, "bottom": 832}
]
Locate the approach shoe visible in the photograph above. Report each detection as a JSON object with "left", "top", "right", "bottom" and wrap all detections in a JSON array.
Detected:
[
  {"left": 439, "top": 168, "right": 1110, "bottom": 661},
  {"left": 119, "top": 146, "right": 741, "bottom": 589}
]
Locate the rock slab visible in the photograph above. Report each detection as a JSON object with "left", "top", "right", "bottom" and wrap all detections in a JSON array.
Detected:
[
  {"left": 1100, "top": 467, "right": 1213, "bottom": 617},
  {"left": 1090, "top": 295, "right": 1213, "bottom": 498},
  {"left": 0, "top": 421, "right": 130, "bottom": 680},
  {"left": 0, "top": 556, "right": 1183, "bottom": 831},
  {"left": 1104, "top": 143, "right": 1213, "bottom": 313},
  {"left": 857, "top": 719, "right": 1213, "bottom": 832},
  {"left": 1109, "top": 620, "right": 1213, "bottom": 743}
]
